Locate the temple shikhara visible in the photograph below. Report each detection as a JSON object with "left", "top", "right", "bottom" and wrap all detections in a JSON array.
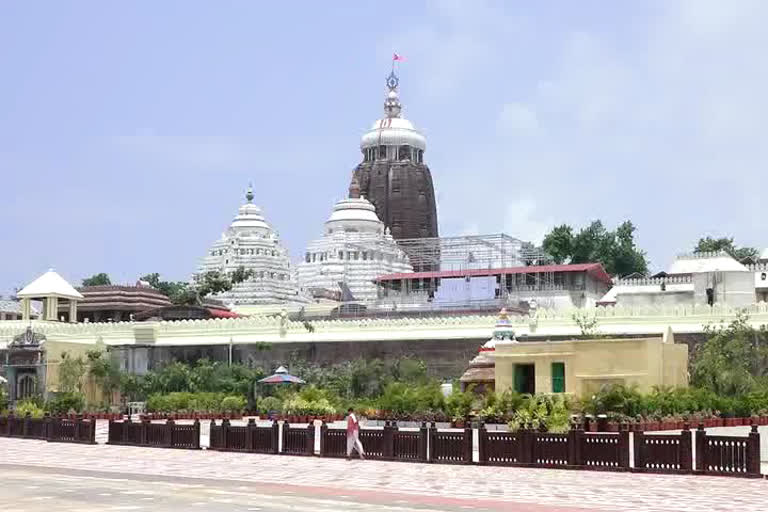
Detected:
[
  {"left": 196, "top": 186, "right": 308, "bottom": 306},
  {"left": 352, "top": 70, "right": 439, "bottom": 251}
]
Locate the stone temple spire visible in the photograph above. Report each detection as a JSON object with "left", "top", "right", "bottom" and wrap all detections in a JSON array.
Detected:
[
  {"left": 348, "top": 173, "right": 361, "bottom": 199},
  {"left": 384, "top": 71, "right": 402, "bottom": 119}
]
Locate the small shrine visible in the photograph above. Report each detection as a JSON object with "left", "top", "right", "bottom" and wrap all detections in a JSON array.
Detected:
[
  {"left": 1, "top": 326, "right": 47, "bottom": 403},
  {"left": 459, "top": 309, "right": 518, "bottom": 392}
]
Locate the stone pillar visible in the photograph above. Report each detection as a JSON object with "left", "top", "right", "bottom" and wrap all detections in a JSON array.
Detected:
[
  {"left": 0, "top": 312, "right": 5, "bottom": 321},
  {"left": 20, "top": 299, "right": 29, "bottom": 320},
  {"left": 69, "top": 300, "right": 78, "bottom": 323}
]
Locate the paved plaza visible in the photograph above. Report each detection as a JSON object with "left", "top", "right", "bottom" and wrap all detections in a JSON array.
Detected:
[{"left": 2, "top": 437, "right": 767, "bottom": 512}]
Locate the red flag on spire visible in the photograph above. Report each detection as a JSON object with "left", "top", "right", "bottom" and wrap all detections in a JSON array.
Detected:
[{"left": 393, "top": 52, "right": 405, "bottom": 61}]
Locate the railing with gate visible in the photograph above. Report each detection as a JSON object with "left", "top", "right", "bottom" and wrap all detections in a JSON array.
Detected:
[
  {"left": 107, "top": 418, "right": 200, "bottom": 449},
  {"left": 318, "top": 421, "right": 428, "bottom": 461},
  {"left": 3, "top": 415, "right": 763, "bottom": 478},
  {"left": 696, "top": 424, "right": 761, "bottom": 476},
  {"left": 209, "top": 419, "right": 279, "bottom": 454},
  {"left": 0, "top": 414, "right": 95, "bottom": 444}
]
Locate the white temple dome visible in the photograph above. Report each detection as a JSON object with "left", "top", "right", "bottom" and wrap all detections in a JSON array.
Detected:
[
  {"left": 360, "top": 117, "right": 426, "bottom": 151},
  {"left": 359, "top": 72, "right": 426, "bottom": 152},
  {"left": 326, "top": 196, "right": 383, "bottom": 234}
]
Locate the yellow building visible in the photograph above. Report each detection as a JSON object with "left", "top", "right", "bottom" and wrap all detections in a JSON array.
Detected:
[{"left": 493, "top": 328, "right": 688, "bottom": 396}]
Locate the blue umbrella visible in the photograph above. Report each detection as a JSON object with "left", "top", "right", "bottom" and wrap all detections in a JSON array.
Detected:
[{"left": 258, "top": 366, "right": 305, "bottom": 384}]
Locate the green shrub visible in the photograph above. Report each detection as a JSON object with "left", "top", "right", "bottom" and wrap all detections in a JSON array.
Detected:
[
  {"left": 444, "top": 388, "right": 475, "bottom": 420},
  {"left": 221, "top": 395, "right": 246, "bottom": 413},
  {"left": 508, "top": 394, "right": 569, "bottom": 433},
  {"left": 257, "top": 396, "right": 282, "bottom": 414},
  {"left": 282, "top": 395, "right": 335, "bottom": 416},
  {"left": 45, "top": 392, "right": 85, "bottom": 415},
  {"left": 15, "top": 399, "right": 45, "bottom": 419},
  {"left": 375, "top": 382, "right": 445, "bottom": 415}
]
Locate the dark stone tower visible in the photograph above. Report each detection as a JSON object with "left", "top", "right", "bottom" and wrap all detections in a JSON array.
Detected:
[{"left": 352, "top": 71, "right": 438, "bottom": 245}]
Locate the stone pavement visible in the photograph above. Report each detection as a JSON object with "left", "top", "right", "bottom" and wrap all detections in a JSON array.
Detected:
[{"left": 2, "top": 438, "right": 767, "bottom": 512}]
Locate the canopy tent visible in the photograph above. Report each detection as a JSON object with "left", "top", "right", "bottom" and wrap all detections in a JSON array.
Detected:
[{"left": 258, "top": 366, "right": 305, "bottom": 384}]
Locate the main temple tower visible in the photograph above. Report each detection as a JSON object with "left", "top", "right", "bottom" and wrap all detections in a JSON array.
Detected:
[{"left": 352, "top": 70, "right": 438, "bottom": 243}]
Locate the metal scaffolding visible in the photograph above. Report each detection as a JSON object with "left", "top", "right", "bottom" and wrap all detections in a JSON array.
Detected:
[{"left": 392, "top": 233, "right": 551, "bottom": 272}]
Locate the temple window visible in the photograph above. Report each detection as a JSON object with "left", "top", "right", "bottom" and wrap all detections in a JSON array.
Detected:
[
  {"left": 305, "top": 252, "right": 311, "bottom": 263},
  {"left": 339, "top": 251, "right": 344, "bottom": 260},
  {"left": 378, "top": 145, "right": 386, "bottom": 159}
]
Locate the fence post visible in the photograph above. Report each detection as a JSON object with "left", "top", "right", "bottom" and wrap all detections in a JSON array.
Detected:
[
  {"left": 123, "top": 415, "right": 131, "bottom": 444},
  {"left": 88, "top": 418, "right": 96, "bottom": 444},
  {"left": 463, "top": 423, "right": 473, "bottom": 464},
  {"left": 477, "top": 421, "right": 486, "bottom": 464},
  {"left": 166, "top": 419, "right": 175, "bottom": 448},
  {"left": 222, "top": 418, "right": 230, "bottom": 450},
  {"left": 319, "top": 422, "right": 328, "bottom": 457},
  {"left": 193, "top": 419, "right": 201, "bottom": 450},
  {"left": 680, "top": 422, "right": 692, "bottom": 473},
  {"left": 43, "top": 413, "right": 51, "bottom": 440},
  {"left": 247, "top": 418, "right": 256, "bottom": 452},
  {"left": 520, "top": 424, "right": 533, "bottom": 464},
  {"left": 140, "top": 419, "right": 147, "bottom": 446},
  {"left": 747, "top": 424, "right": 760, "bottom": 477},
  {"left": 695, "top": 424, "right": 706, "bottom": 473},
  {"left": 23, "top": 412, "right": 31, "bottom": 438},
  {"left": 306, "top": 422, "right": 315, "bottom": 455},
  {"left": 427, "top": 422, "right": 436, "bottom": 463},
  {"left": 74, "top": 414, "right": 82, "bottom": 442},
  {"left": 633, "top": 428, "right": 645, "bottom": 470},
  {"left": 381, "top": 421, "right": 392, "bottom": 460},
  {"left": 618, "top": 423, "right": 630, "bottom": 469},
  {"left": 567, "top": 422, "right": 578, "bottom": 466},
  {"left": 272, "top": 420, "right": 280, "bottom": 454},
  {"left": 419, "top": 422, "right": 428, "bottom": 462}
]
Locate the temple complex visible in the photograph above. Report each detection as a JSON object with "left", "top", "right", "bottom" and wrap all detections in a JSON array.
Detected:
[
  {"left": 352, "top": 70, "right": 438, "bottom": 255},
  {"left": 296, "top": 178, "right": 413, "bottom": 302},
  {"left": 196, "top": 187, "right": 308, "bottom": 306}
]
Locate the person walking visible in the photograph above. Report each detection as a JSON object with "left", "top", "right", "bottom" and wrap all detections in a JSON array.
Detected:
[{"left": 345, "top": 407, "right": 365, "bottom": 460}]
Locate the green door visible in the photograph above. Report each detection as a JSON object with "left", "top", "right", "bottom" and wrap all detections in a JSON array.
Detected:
[
  {"left": 551, "top": 362, "right": 565, "bottom": 393},
  {"left": 514, "top": 364, "right": 535, "bottom": 394}
]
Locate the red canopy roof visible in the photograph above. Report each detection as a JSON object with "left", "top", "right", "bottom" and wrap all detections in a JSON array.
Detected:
[{"left": 374, "top": 263, "right": 613, "bottom": 285}]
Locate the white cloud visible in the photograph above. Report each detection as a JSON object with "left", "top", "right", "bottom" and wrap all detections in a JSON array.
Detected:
[
  {"left": 503, "top": 198, "right": 554, "bottom": 245},
  {"left": 111, "top": 136, "right": 256, "bottom": 170},
  {"left": 497, "top": 103, "right": 540, "bottom": 137}
]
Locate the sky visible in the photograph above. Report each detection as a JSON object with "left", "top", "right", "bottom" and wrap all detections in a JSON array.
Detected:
[{"left": 1, "top": 1, "right": 766, "bottom": 295}]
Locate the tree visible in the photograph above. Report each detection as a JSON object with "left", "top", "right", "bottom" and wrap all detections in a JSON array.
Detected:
[
  {"left": 58, "top": 352, "right": 88, "bottom": 393},
  {"left": 140, "top": 273, "right": 190, "bottom": 305},
  {"left": 694, "top": 236, "right": 759, "bottom": 263},
  {"left": 691, "top": 313, "right": 768, "bottom": 396},
  {"left": 141, "top": 267, "right": 253, "bottom": 306},
  {"left": 542, "top": 220, "right": 648, "bottom": 276},
  {"left": 86, "top": 349, "right": 122, "bottom": 399},
  {"left": 542, "top": 225, "right": 573, "bottom": 264},
  {"left": 82, "top": 273, "right": 111, "bottom": 287}
]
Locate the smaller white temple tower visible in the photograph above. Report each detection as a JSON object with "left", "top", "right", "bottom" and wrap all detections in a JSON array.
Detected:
[{"left": 297, "top": 177, "right": 413, "bottom": 302}]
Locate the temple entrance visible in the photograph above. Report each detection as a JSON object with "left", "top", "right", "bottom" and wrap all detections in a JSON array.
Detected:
[
  {"left": 0, "top": 327, "right": 46, "bottom": 406},
  {"left": 16, "top": 374, "right": 37, "bottom": 400},
  {"left": 514, "top": 364, "right": 535, "bottom": 394}
]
